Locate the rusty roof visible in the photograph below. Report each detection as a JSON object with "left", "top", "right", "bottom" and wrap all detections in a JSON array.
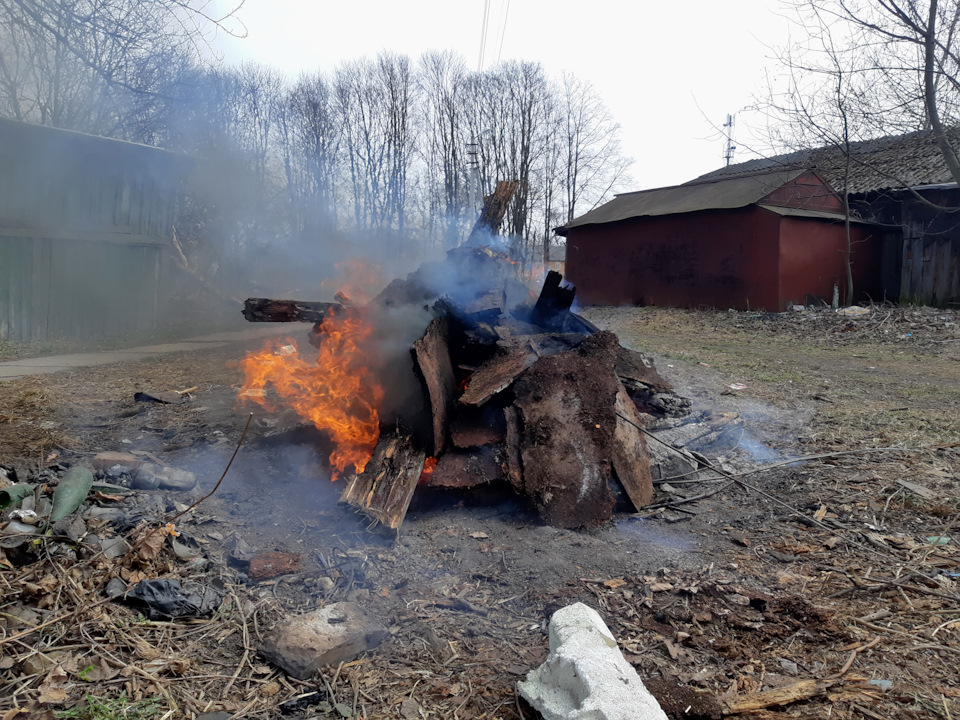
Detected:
[
  {"left": 693, "top": 128, "right": 960, "bottom": 195},
  {"left": 757, "top": 204, "right": 878, "bottom": 224},
  {"left": 562, "top": 169, "right": 809, "bottom": 230}
]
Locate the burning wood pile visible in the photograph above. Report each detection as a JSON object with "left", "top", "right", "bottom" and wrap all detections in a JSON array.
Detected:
[{"left": 239, "top": 241, "right": 691, "bottom": 531}]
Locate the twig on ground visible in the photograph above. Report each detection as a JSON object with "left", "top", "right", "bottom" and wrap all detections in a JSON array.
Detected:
[{"left": 827, "top": 635, "right": 881, "bottom": 679}]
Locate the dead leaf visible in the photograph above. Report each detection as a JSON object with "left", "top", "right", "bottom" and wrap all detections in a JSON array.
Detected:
[
  {"left": 400, "top": 697, "right": 421, "bottom": 719},
  {"left": 469, "top": 532, "right": 489, "bottom": 539},
  {"left": 813, "top": 504, "right": 827, "bottom": 522},
  {"left": 649, "top": 582, "right": 674, "bottom": 592},
  {"left": 2, "top": 710, "right": 54, "bottom": 720},
  {"left": 603, "top": 577, "right": 627, "bottom": 589},
  {"left": 896, "top": 478, "right": 937, "bottom": 499},
  {"left": 77, "top": 657, "right": 119, "bottom": 682},
  {"left": 137, "top": 527, "right": 166, "bottom": 561},
  {"left": 37, "top": 666, "right": 70, "bottom": 705}
]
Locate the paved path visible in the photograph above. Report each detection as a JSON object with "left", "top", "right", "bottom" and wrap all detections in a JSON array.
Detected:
[{"left": 0, "top": 326, "right": 292, "bottom": 382}]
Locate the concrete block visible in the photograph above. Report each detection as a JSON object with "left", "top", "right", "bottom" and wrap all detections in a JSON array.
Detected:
[
  {"left": 518, "top": 602, "right": 668, "bottom": 720},
  {"left": 260, "top": 602, "right": 388, "bottom": 679}
]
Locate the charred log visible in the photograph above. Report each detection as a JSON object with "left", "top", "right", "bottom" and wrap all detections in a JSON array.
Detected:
[
  {"left": 466, "top": 180, "right": 520, "bottom": 246},
  {"left": 243, "top": 298, "right": 340, "bottom": 323},
  {"left": 428, "top": 447, "right": 503, "bottom": 489}
]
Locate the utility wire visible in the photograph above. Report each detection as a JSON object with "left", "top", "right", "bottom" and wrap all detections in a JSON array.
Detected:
[
  {"left": 478, "top": 0, "right": 491, "bottom": 71},
  {"left": 496, "top": 0, "right": 511, "bottom": 64}
]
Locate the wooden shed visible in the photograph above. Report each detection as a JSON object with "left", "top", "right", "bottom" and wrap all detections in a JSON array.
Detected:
[
  {"left": 0, "top": 118, "right": 191, "bottom": 341},
  {"left": 559, "top": 170, "right": 882, "bottom": 311},
  {"left": 694, "top": 128, "right": 960, "bottom": 306}
]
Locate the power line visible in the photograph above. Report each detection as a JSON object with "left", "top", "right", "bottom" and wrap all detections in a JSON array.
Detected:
[
  {"left": 478, "top": 0, "right": 491, "bottom": 71},
  {"left": 496, "top": 0, "right": 511, "bottom": 64}
]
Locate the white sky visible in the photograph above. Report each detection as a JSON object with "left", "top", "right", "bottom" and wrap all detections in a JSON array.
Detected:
[{"left": 211, "top": 0, "right": 792, "bottom": 191}]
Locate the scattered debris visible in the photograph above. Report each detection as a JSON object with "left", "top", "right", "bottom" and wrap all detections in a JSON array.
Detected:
[
  {"left": 120, "top": 578, "right": 224, "bottom": 620},
  {"left": 518, "top": 602, "right": 668, "bottom": 720}
]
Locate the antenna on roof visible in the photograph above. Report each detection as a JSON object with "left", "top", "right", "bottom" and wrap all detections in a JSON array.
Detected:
[{"left": 723, "top": 114, "right": 737, "bottom": 167}]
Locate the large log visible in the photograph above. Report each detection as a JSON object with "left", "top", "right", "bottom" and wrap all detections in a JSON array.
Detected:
[
  {"left": 466, "top": 180, "right": 520, "bottom": 246},
  {"left": 339, "top": 428, "right": 426, "bottom": 529},
  {"left": 242, "top": 298, "right": 341, "bottom": 323}
]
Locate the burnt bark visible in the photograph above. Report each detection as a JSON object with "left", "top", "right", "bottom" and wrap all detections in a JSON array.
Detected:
[{"left": 411, "top": 316, "right": 457, "bottom": 456}]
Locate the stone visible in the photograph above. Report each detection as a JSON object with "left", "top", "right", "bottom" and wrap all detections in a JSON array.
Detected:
[
  {"left": 92, "top": 452, "right": 140, "bottom": 473},
  {"left": 105, "top": 578, "right": 128, "bottom": 598},
  {"left": 517, "top": 602, "right": 668, "bottom": 720},
  {"left": 138, "top": 463, "right": 197, "bottom": 491},
  {"left": 130, "top": 470, "right": 161, "bottom": 490},
  {"left": 51, "top": 515, "right": 86, "bottom": 543},
  {"left": 260, "top": 602, "right": 389, "bottom": 679},
  {"left": 101, "top": 536, "right": 131, "bottom": 559}
]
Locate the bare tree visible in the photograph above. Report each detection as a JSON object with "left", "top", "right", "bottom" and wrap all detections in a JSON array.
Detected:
[
  {"left": 0, "top": 0, "right": 245, "bottom": 133},
  {"left": 781, "top": 0, "right": 960, "bottom": 184},
  {"left": 417, "top": 50, "right": 470, "bottom": 248},
  {"left": 558, "top": 73, "right": 632, "bottom": 224}
]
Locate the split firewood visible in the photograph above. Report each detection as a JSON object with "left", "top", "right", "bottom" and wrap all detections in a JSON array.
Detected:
[
  {"left": 611, "top": 380, "right": 654, "bottom": 509},
  {"left": 339, "top": 428, "right": 426, "bottom": 529},
  {"left": 411, "top": 316, "right": 457, "bottom": 456}
]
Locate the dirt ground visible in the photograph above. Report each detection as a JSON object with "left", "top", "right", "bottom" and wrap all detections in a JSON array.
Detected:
[{"left": 1, "top": 304, "right": 959, "bottom": 720}]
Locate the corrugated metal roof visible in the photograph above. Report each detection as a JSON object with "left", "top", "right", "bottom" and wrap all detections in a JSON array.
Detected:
[
  {"left": 693, "top": 128, "right": 960, "bottom": 195},
  {"left": 564, "top": 169, "right": 807, "bottom": 229},
  {"left": 756, "top": 204, "right": 879, "bottom": 224}
]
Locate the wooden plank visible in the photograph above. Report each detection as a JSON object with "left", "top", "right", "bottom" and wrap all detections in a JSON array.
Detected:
[
  {"left": 612, "top": 380, "right": 654, "bottom": 510},
  {"left": 0, "top": 239, "right": 13, "bottom": 340},
  {"left": 428, "top": 449, "right": 503, "bottom": 489},
  {"left": 411, "top": 316, "right": 457, "bottom": 456},
  {"left": 339, "top": 428, "right": 426, "bottom": 529},
  {"left": 459, "top": 349, "right": 537, "bottom": 406},
  {"left": 31, "top": 237, "right": 50, "bottom": 341},
  {"left": 513, "top": 332, "right": 620, "bottom": 528}
]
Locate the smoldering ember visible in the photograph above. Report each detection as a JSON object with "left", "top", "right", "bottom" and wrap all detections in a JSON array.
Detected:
[{"left": 3, "top": 204, "right": 960, "bottom": 719}]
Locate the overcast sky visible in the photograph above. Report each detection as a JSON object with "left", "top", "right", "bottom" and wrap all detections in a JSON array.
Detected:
[{"left": 211, "top": 0, "right": 792, "bottom": 191}]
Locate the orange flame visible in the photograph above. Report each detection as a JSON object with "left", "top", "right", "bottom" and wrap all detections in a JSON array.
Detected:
[
  {"left": 238, "top": 309, "right": 384, "bottom": 481},
  {"left": 333, "top": 258, "right": 385, "bottom": 305},
  {"left": 418, "top": 457, "right": 439, "bottom": 486}
]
